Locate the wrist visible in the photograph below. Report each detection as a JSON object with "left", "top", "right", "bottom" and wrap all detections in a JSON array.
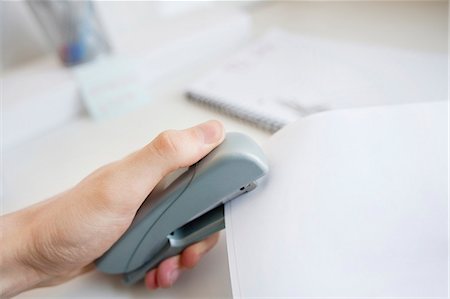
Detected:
[{"left": 1, "top": 209, "right": 48, "bottom": 298}]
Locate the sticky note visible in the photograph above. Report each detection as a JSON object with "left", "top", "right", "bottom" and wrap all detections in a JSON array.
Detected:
[{"left": 73, "top": 55, "right": 150, "bottom": 120}]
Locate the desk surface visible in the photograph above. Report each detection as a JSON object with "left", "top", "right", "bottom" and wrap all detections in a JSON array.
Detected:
[{"left": 3, "top": 1, "right": 447, "bottom": 298}]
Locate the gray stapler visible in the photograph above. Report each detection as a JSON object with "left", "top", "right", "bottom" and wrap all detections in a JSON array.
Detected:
[{"left": 96, "top": 132, "right": 269, "bottom": 285}]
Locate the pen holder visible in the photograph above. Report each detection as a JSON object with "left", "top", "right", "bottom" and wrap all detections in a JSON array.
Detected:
[{"left": 28, "top": 0, "right": 111, "bottom": 66}]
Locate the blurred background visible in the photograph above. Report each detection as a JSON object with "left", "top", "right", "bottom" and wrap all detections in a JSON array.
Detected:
[
  {"left": 1, "top": 1, "right": 249, "bottom": 71},
  {"left": 1, "top": 0, "right": 447, "bottom": 149},
  {"left": 2, "top": 1, "right": 260, "bottom": 149}
]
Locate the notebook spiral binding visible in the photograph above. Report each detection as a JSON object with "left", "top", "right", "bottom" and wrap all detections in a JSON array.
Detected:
[{"left": 186, "top": 91, "right": 286, "bottom": 133}]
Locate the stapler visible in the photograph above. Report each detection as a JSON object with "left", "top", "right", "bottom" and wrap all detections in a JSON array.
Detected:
[{"left": 96, "top": 132, "right": 269, "bottom": 285}]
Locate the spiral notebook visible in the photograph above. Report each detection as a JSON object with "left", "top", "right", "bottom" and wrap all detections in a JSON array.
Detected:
[{"left": 186, "top": 29, "right": 446, "bottom": 132}]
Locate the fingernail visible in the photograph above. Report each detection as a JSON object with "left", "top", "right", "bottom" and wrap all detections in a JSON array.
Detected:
[
  {"left": 198, "top": 121, "right": 223, "bottom": 144},
  {"left": 168, "top": 269, "right": 180, "bottom": 286}
]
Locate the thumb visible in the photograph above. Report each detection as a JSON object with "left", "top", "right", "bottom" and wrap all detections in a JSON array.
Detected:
[{"left": 120, "top": 120, "right": 225, "bottom": 203}]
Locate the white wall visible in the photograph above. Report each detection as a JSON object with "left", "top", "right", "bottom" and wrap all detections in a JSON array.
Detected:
[{"left": 0, "top": 1, "right": 51, "bottom": 72}]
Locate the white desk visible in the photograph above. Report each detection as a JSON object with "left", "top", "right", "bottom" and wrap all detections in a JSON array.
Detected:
[{"left": 3, "top": 2, "right": 447, "bottom": 298}]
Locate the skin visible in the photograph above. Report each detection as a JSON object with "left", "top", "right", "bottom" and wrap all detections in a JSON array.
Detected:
[{"left": 0, "top": 120, "right": 224, "bottom": 298}]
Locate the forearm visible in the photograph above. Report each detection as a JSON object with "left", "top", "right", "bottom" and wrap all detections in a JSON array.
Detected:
[{"left": 0, "top": 210, "right": 45, "bottom": 298}]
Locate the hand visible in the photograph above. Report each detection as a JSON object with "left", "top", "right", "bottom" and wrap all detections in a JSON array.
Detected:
[{"left": 0, "top": 120, "right": 225, "bottom": 298}]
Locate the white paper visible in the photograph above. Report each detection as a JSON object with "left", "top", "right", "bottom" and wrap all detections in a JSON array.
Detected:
[
  {"left": 225, "top": 101, "right": 448, "bottom": 298},
  {"left": 189, "top": 29, "right": 447, "bottom": 125}
]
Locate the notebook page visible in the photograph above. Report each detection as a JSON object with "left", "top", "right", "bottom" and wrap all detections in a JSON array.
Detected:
[
  {"left": 225, "top": 101, "right": 448, "bottom": 298},
  {"left": 188, "top": 29, "right": 447, "bottom": 126}
]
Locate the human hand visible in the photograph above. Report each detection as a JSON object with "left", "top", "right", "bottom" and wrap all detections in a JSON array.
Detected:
[{"left": 0, "top": 120, "right": 224, "bottom": 298}]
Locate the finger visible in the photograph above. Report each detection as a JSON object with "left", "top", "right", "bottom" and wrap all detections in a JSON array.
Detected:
[
  {"left": 180, "top": 233, "right": 220, "bottom": 269},
  {"left": 144, "top": 120, "right": 224, "bottom": 177},
  {"left": 122, "top": 120, "right": 225, "bottom": 205},
  {"left": 145, "top": 268, "right": 158, "bottom": 290},
  {"left": 156, "top": 255, "right": 181, "bottom": 288}
]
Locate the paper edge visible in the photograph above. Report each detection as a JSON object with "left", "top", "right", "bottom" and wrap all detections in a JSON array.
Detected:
[{"left": 225, "top": 201, "right": 242, "bottom": 299}]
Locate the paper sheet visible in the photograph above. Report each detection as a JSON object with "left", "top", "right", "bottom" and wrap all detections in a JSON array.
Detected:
[{"left": 225, "top": 101, "right": 448, "bottom": 298}]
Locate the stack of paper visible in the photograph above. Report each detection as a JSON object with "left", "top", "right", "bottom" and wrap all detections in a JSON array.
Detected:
[{"left": 225, "top": 101, "right": 448, "bottom": 297}]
